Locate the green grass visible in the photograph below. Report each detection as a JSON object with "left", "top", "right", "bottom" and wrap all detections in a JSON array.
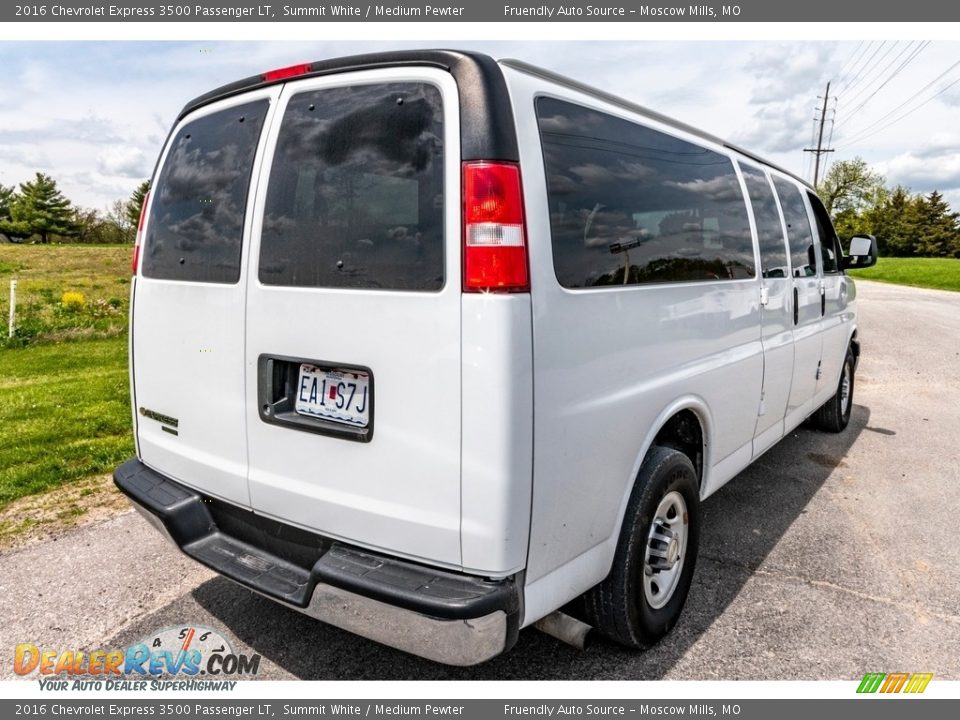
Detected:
[
  {"left": 0, "top": 244, "right": 130, "bottom": 347},
  {"left": 849, "top": 257, "right": 960, "bottom": 292},
  {"left": 0, "top": 245, "right": 135, "bottom": 514},
  {"left": 0, "top": 335, "right": 132, "bottom": 508}
]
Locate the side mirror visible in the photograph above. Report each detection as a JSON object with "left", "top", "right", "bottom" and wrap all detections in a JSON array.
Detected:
[{"left": 841, "top": 234, "right": 878, "bottom": 270}]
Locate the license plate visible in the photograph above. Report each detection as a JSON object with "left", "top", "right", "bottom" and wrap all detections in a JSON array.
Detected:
[{"left": 295, "top": 364, "right": 370, "bottom": 428}]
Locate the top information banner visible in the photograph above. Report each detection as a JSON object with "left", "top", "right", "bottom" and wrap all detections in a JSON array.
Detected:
[{"left": 5, "top": 0, "right": 960, "bottom": 23}]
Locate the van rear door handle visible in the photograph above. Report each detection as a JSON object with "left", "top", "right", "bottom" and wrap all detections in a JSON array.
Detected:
[{"left": 793, "top": 287, "right": 799, "bottom": 325}]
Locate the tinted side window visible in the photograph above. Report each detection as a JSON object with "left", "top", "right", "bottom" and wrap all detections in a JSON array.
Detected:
[
  {"left": 536, "top": 98, "right": 754, "bottom": 288},
  {"left": 772, "top": 178, "right": 817, "bottom": 278},
  {"left": 740, "top": 165, "right": 788, "bottom": 279},
  {"left": 143, "top": 100, "right": 267, "bottom": 283},
  {"left": 807, "top": 192, "right": 841, "bottom": 274},
  {"left": 259, "top": 83, "right": 444, "bottom": 291}
]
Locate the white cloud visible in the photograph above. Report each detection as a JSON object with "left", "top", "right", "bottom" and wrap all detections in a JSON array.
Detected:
[
  {"left": 733, "top": 97, "right": 814, "bottom": 153},
  {"left": 876, "top": 151, "right": 960, "bottom": 193},
  {"left": 746, "top": 43, "right": 835, "bottom": 105},
  {"left": 0, "top": 40, "right": 957, "bottom": 214},
  {"left": 97, "top": 146, "right": 150, "bottom": 179}
]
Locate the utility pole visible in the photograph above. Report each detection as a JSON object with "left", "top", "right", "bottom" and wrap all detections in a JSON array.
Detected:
[{"left": 804, "top": 82, "right": 835, "bottom": 188}]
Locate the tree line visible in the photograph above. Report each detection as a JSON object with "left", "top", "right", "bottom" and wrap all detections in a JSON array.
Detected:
[
  {"left": 817, "top": 157, "right": 960, "bottom": 258},
  {"left": 2, "top": 162, "right": 959, "bottom": 258},
  {"left": 0, "top": 173, "right": 148, "bottom": 245}
]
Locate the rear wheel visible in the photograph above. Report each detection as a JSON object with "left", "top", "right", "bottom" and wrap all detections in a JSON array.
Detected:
[
  {"left": 813, "top": 347, "right": 855, "bottom": 432},
  {"left": 584, "top": 445, "right": 701, "bottom": 649}
]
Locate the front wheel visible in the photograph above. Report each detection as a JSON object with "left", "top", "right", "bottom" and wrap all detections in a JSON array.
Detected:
[
  {"left": 584, "top": 445, "right": 701, "bottom": 649},
  {"left": 813, "top": 347, "right": 855, "bottom": 433}
]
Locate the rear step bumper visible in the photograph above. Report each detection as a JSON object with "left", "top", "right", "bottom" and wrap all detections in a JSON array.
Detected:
[{"left": 113, "top": 458, "right": 520, "bottom": 666}]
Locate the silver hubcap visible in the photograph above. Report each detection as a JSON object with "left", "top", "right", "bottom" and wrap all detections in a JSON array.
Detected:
[
  {"left": 644, "top": 490, "right": 688, "bottom": 609},
  {"left": 840, "top": 363, "right": 851, "bottom": 414}
]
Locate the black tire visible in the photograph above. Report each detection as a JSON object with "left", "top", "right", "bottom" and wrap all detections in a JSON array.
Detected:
[
  {"left": 813, "top": 347, "right": 855, "bottom": 433},
  {"left": 584, "top": 445, "right": 701, "bottom": 649}
]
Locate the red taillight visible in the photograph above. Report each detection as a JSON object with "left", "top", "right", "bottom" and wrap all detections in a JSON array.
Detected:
[
  {"left": 261, "top": 63, "right": 312, "bottom": 82},
  {"left": 132, "top": 191, "right": 149, "bottom": 275},
  {"left": 462, "top": 161, "right": 529, "bottom": 292}
]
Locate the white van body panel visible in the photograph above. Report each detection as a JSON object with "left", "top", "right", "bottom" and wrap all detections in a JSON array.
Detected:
[
  {"left": 460, "top": 293, "right": 534, "bottom": 576},
  {"left": 243, "top": 68, "right": 465, "bottom": 569},
  {"left": 737, "top": 162, "right": 795, "bottom": 460},
  {"left": 808, "top": 191, "right": 858, "bottom": 406},
  {"left": 772, "top": 173, "right": 825, "bottom": 436},
  {"left": 133, "top": 86, "right": 283, "bottom": 508},
  {"left": 502, "top": 67, "right": 764, "bottom": 600}
]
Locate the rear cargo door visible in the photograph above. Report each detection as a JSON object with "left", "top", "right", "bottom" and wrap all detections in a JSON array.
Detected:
[
  {"left": 133, "top": 88, "right": 280, "bottom": 507},
  {"left": 244, "top": 69, "right": 463, "bottom": 568}
]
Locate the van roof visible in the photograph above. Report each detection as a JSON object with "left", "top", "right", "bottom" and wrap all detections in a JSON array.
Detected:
[
  {"left": 179, "top": 49, "right": 811, "bottom": 191},
  {"left": 178, "top": 49, "right": 520, "bottom": 162}
]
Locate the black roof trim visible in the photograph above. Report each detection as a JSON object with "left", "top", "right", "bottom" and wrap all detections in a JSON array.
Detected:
[
  {"left": 500, "top": 58, "right": 814, "bottom": 191},
  {"left": 179, "top": 49, "right": 519, "bottom": 162}
]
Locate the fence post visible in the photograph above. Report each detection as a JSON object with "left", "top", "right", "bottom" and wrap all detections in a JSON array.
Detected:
[{"left": 7, "top": 279, "right": 15, "bottom": 338}]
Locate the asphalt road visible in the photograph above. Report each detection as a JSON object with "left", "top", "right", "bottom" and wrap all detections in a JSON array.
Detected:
[{"left": 3, "top": 279, "right": 959, "bottom": 681}]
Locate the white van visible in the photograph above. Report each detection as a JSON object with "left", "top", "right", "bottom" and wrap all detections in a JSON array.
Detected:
[{"left": 115, "top": 50, "right": 878, "bottom": 666}]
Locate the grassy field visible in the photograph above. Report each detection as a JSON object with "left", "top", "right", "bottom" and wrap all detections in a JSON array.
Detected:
[
  {"left": 0, "top": 244, "right": 130, "bottom": 347},
  {"left": 0, "top": 245, "right": 133, "bottom": 515},
  {"left": 849, "top": 257, "right": 960, "bottom": 292},
  {"left": 0, "top": 336, "right": 132, "bottom": 507}
]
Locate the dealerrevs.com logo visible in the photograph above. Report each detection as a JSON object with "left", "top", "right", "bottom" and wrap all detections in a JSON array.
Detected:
[
  {"left": 14, "top": 626, "right": 261, "bottom": 691},
  {"left": 857, "top": 672, "right": 934, "bottom": 694}
]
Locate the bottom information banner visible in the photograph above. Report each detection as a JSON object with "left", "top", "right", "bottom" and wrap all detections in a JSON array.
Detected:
[{"left": 2, "top": 700, "right": 957, "bottom": 719}]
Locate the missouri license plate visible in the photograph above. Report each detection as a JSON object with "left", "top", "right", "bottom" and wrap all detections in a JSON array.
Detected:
[{"left": 295, "top": 364, "right": 370, "bottom": 427}]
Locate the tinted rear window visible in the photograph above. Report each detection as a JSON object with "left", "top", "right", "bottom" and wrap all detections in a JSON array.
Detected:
[
  {"left": 259, "top": 83, "right": 445, "bottom": 291},
  {"left": 808, "top": 192, "right": 840, "bottom": 274},
  {"left": 537, "top": 97, "right": 754, "bottom": 288},
  {"left": 740, "top": 164, "right": 789, "bottom": 279},
  {"left": 143, "top": 100, "right": 267, "bottom": 283},
  {"left": 772, "top": 178, "right": 817, "bottom": 278}
]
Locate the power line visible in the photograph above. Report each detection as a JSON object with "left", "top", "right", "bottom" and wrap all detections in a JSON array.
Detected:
[
  {"left": 820, "top": 106, "right": 837, "bottom": 179},
  {"left": 838, "top": 41, "right": 887, "bottom": 97},
  {"left": 835, "top": 41, "right": 930, "bottom": 129},
  {"left": 805, "top": 115, "right": 818, "bottom": 180},
  {"left": 835, "top": 41, "right": 875, "bottom": 95},
  {"left": 841, "top": 41, "right": 901, "bottom": 99},
  {"left": 837, "top": 74, "right": 960, "bottom": 150},
  {"left": 842, "top": 41, "right": 917, "bottom": 108},
  {"left": 836, "top": 58, "right": 960, "bottom": 147},
  {"left": 835, "top": 40, "right": 866, "bottom": 81}
]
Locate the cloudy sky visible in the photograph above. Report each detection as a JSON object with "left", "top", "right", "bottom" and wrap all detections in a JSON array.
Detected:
[{"left": 1, "top": 40, "right": 958, "bottom": 213}]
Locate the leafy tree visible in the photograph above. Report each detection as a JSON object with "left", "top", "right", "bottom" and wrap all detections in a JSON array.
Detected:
[
  {"left": 819, "top": 157, "right": 960, "bottom": 258},
  {"left": 71, "top": 207, "right": 101, "bottom": 244},
  {"left": 817, "top": 158, "right": 886, "bottom": 216},
  {"left": 125, "top": 180, "right": 151, "bottom": 231},
  {"left": 107, "top": 200, "right": 135, "bottom": 244},
  {"left": 0, "top": 173, "right": 78, "bottom": 244},
  {"left": 70, "top": 203, "right": 134, "bottom": 245}
]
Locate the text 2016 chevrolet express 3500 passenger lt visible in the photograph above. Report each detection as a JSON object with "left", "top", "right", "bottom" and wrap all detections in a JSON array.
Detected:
[{"left": 114, "top": 50, "right": 878, "bottom": 666}]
